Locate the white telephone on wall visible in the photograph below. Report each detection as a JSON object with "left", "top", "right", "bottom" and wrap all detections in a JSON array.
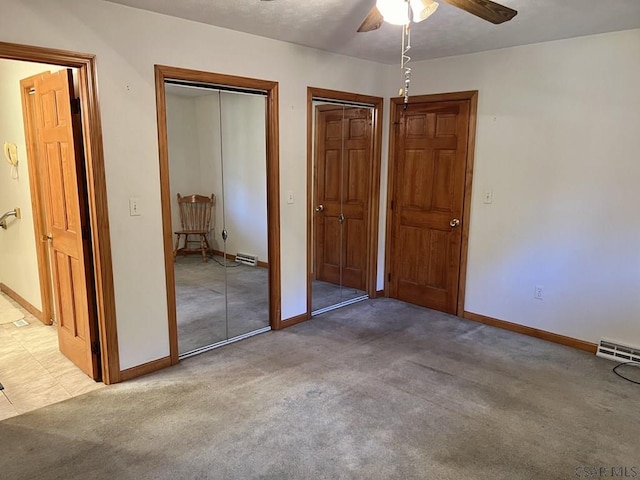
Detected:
[{"left": 4, "top": 142, "right": 18, "bottom": 179}]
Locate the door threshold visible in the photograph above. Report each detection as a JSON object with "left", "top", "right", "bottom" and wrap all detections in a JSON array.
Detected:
[
  {"left": 179, "top": 326, "right": 271, "bottom": 360},
  {"left": 311, "top": 295, "right": 369, "bottom": 317}
]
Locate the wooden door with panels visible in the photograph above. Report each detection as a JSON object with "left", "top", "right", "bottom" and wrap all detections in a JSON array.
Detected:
[
  {"left": 314, "top": 105, "right": 371, "bottom": 291},
  {"left": 387, "top": 93, "right": 476, "bottom": 315},
  {"left": 29, "top": 69, "right": 100, "bottom": 378}
]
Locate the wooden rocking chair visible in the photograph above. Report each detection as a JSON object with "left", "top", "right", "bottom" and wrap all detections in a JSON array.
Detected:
[{"left": 173, "top": 193, "right": 215, "bottom": 262}]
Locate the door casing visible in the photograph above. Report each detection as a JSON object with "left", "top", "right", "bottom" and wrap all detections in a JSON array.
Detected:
[
  {"left": 384, "top": 91, "right": 478, "bottom": 316},
  {"left": 305, "top": 87, "right": 384, "bottom": 321},
  {"left": 154, "top": 65, "right": 282, "bottom": 364},
  {"left": 1, "top": 41, "right": 119, "bottom": 384}
]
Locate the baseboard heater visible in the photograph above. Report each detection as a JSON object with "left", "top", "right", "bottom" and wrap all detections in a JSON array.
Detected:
[
  {"left": 597, "top": 339, "right": 640, "bottom": 363},
  {"left": 235, "top": 252, "right": 258, "bottom": 266}
]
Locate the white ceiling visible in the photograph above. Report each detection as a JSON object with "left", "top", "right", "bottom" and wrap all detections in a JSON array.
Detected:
[{"left": 105, "top": 0, "right": 640, "bottom": 64}]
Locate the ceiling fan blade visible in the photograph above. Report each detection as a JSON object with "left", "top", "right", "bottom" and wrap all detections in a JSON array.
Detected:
[
  {"left": 357, "top": 6, "right": 384, "bottom": 32},
  {"left": 442, "top": 0, "right": 517, "bottom": 24}
]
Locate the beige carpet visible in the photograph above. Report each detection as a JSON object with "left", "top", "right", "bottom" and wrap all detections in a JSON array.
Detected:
[
  {"left": 0, "top": 293, "right": 24, "bottom": 325},
  {"left": 1, "top": 298, "right": 637, "bottom": 480}
]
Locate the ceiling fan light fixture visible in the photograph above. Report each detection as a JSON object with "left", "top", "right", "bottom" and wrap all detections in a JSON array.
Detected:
[
  {"left": 376, "top": 0, "right": 410, "bottom": 26},
  {"left": 410, "top": 0, "right": 439, "bottom": 23}
]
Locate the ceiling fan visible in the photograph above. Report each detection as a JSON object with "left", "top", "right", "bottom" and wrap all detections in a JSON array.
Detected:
[{"left": 358, "top": 0, "right": 517, "bottom": 32}]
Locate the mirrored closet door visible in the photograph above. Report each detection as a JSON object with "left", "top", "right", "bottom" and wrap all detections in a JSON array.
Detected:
[
  {"left": 311, "top": 100, "right": 374, "bottom": 315},
  {"left": 165, "top": 82, "right": 270, "bottom": 357}
]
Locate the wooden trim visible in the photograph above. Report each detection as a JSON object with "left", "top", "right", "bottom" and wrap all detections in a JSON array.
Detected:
[
  {"left": 119, "top": 356, "right": 172, "bottom": 382},
  {"left": 456, "top": 92, "right": 478, "bottom": 316},
  {"left": 19, "top": 75, "right": 54, "bottom": 326},
  {"left": 375, "top": 289, "right": 385, "bottom": 298},
  {"left": 154, "top": 67, "right": 177, "bottom": 364},
  {"left": 0, "top": 283, "right": 42, "bottom": 321},
  {"left": 280, "top": 312, "right": 309, "bottom": 328},
  {"left": 385, "top": 91, "right": 478, "bottom": 316},
  {"left": 266, "top": 81, "right": 282, "bottom": 330},
  {"left": 0, "top": 41, "right": 119, "bottom": 385},
  {"left": 306, "top": 87, "right": 384, "bottom": 320},
  {"left": 155, "top": 65, "right": 282, "bottom": 356},
  {"left": 306, "top": 88, "right": 314, "bottom": 317},
  {"left": 463, "top": 311, "right": 598, "bottom": 354}
]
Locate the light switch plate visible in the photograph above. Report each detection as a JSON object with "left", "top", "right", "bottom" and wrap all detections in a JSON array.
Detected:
[
  {"left": 129, "top": 197, "right": 141, "bottom": 216},
  {"left": 483, "top": 190, "right": 493, "bottom": 204}
]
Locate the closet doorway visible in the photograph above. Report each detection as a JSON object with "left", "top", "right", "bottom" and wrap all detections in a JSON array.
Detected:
[
  {"left": 155, "top": 66, "right": 281, "bottom": 362},
  {"left": 307, "top": 88, "right": 383, "bottom": 317}
]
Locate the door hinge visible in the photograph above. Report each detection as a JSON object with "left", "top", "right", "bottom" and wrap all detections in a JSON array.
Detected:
[
  {"left": 91, "top": 341, "right": 100, "bottom": 355},
  {"left": 388, "top": 273, "right": 391, "bottom": 282},
  {"left": 390, "top": 200, "right": 394, "bottom": 210},
  {"left": 81, "top": 225, "right": 91, "bottom": 240},
  {"left": 71, "top": 97, "right": 81, "bottom": 115}
]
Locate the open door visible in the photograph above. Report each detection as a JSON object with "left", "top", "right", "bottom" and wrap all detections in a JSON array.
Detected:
[{"left": 31, "top": 69, "right": 100, "bottom": 379}]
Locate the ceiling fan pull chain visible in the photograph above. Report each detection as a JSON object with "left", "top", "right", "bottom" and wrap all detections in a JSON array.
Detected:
[{"left": 400, "top": 20, "right": 412, "bottom": 109}]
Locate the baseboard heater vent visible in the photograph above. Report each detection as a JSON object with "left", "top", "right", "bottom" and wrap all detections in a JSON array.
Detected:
[
  {"left": 235, "top": 252, "right": 258, "bottom": 266},
  {"left": 597, "top": 339, "right": 640, "bottom": 363}
]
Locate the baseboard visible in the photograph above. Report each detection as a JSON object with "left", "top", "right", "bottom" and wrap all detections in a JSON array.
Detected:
[
  {"left": 0, "top": 282, "right": 43, "bottom": 322},
  {"left": 119, "top": 356, "right": 172, "bottom": 382},
  {"left": 463, "top": 311, "right": 597, "bottom": 354},
  {"left": 375, "top": 289, "right": 385, "bottom": 298},
  {"left": 277, "top": 312, "right": 309, "bottom": 329}
]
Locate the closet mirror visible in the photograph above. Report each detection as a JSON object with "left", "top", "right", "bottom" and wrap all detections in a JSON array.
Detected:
[
  {"left": 164, "top": 81, "right": 270, "bottom": 357},
  {"left": 310, "top": 99, "right": 375, "bottom": 315}
]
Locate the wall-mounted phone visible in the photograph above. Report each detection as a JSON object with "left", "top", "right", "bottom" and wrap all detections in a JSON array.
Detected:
[{"left": 4, "top": 142, "right": 19, "bottom": 179}]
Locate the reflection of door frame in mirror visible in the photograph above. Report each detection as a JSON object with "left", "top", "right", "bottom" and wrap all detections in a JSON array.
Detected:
[
  {"left": 154, "top": 65, "right": 281, "bottom": 365},
  {"left": 0, "top": 41, "right": 120, "bottom": 384},
  {"left": 304, "top": 87, "right": 384, "bottom": 320}
]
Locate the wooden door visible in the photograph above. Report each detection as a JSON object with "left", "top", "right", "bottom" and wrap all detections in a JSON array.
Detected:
[
  {"left": 314, "top": 106, "right": 371, "bottom": 290},
  {"left": 33, "top": 69, "right": 100, "bottom": 378},
  {"left": 389, "top": 100, "right": 470, "bottom": 314}
]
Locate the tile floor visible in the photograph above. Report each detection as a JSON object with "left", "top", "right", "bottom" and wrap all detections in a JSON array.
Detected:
[{"left": 0, "top": 294, "right": 104, "bottom": 421}]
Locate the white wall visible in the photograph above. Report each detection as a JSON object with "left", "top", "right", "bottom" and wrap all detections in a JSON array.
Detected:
[
  {"left": 0, "top": 59, "right": 57, "bottom": 311},
  {"left": 217, "top": 92, "right": 268, "bottom": 263},
  {"left": 390, "top": 29, "right": 640, "bottom": 346},
  {"left": 165, "top": 94, "right": 203, "bottom": 234},
  {"left": 0, "top": 0, "right": 387, "bottom": 369},
  {"left": 193, "top": 94, "right": 222, "bottom": 251}
]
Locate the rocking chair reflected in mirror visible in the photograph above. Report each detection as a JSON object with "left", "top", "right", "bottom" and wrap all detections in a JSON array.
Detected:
[{"left": 173, "top": 193, "right": 215, "bottom": 262}]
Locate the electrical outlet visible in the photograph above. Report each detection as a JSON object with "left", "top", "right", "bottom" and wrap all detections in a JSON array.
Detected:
[{"left": 534, "top": 285, "right": 544, "bottom": 300}]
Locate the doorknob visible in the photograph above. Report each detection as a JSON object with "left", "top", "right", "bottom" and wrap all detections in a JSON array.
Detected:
[
  {"left": 449, "top": 218, "right": 460, "bottom": 228},
  {"left": 315, "top": 204, "right": 324, "bottom": 212},
  {"left": 41, "top": 234, "right": 52, "bottom": 242}
]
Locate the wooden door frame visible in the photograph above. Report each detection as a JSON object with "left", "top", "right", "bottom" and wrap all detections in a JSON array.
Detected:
[
  {"left": 384, "top": 91, "right": 478, "bottom": 316},
  {"left": 305, "top": 87, "right": 384, "bottom": 320},
  {"left": 154, "top": 65, "right": 281, "bottom": 365},
  {"left": 0, "top": 41, "right": 120, "bottom": 384}
]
